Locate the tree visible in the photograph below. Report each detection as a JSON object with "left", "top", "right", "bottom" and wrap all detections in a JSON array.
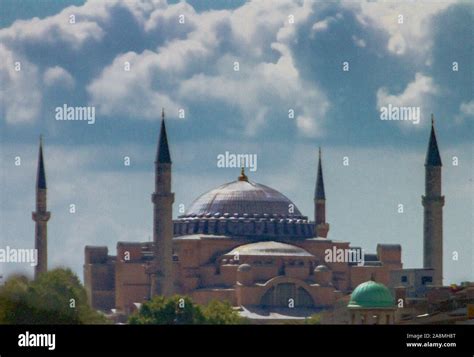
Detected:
[
  {"left": 0, "top": 275, "right": 30, "bottom": 323},
  {"left": 201, "top": 300, "right": 247, "bottom": 324},
  {"left": 129, "top": 295, "right": 205, "bottom": 324},
  {"left": 129, "top": 296, "right": 248, "bottom": 325},
  {"left": 0, "top": 268, "right": 107, "bottom": 324}
]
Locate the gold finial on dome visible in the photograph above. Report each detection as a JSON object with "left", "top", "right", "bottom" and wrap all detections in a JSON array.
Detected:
[{"left": 238, "top": 167, "right": 248, "bottom": 182}]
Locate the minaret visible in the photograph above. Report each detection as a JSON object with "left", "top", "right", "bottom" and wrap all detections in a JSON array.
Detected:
[
  {"left": 422, "top": 115, "right": 444, "bottom": 286},
  {"left": 314, "top": 148, "right": 329, "bottom": 238},
  {"left": 32, "top": 136, "right": 51, "bottom": 279},
  {"left": 150, "top": 109, "right": 175, "bottom": 297}
]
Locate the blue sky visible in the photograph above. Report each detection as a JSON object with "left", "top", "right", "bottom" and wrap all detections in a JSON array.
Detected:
[{"left": 0, "top": 0, "right": 472, "bottom": 284}]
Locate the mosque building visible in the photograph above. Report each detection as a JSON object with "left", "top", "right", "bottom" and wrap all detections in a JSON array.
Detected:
[
  {"left": 31, "top": 110, "right": 446, "bottom": 321},
  {"left": 81, "top": 112, "right": 444, "bottom": 318}
]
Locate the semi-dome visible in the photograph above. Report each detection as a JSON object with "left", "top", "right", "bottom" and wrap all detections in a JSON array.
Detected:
[
  {"left": 237, "top": 263, "right": 252, "bottom": 272},
  {"left": 348, "top": 280, "right": 395, "bottom": 308},
  {"left": 315, "top": 264, "right": 330, "bottom": 272},
  {"left": 183, "top": 172, "right": 303, "bottom": 219},
  {"left": 226, "top": 241, "right": 313, "bottom": 257}
]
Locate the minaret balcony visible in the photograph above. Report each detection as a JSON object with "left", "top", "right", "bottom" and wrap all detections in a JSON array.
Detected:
[
  {"left": 422, "top": 195, "right": 445, "bottom": 206},
  {"left": 32, "top": 211, "right": 51, "bottom": 221},
  {"left": 151, "top": 192, "right": 175, "bottom": 203}
]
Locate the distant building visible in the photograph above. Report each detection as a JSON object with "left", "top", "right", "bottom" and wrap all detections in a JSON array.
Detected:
[{"left": 390, "top": 268, "right": 435, "bottom": 299}]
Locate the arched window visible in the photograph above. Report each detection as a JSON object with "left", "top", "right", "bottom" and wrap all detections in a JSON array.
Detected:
[
  {"left": 297, "top": 287, "right": 313, "bottom": 307},
  {"left": 261, "top": 287, "right": 275, "bottom": 306},
  {"left": 276, "top": 283, "right": 294, "bottom": 306}
]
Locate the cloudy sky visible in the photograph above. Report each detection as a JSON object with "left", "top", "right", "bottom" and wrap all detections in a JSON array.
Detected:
[{"left": 0, "top": 0, "right": 472, "bottom": 285}]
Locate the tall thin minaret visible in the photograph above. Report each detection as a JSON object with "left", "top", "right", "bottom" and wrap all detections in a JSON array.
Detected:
[
  {"left": 422, "top": 115, "right": 444, "bottom": 286},
  {"left": 32, "top": 136, "right": 51, "bottom": 279},
  {"left": 150, "top": 109, "right": 175, "bottom": 297},
  {"left": 315, "top": 147, "right": 329, "bottom": 238}
]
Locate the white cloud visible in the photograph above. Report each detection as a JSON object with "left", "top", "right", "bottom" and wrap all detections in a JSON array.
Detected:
[
  {"left": 455, "top": 99, "right": 474, "bottom": 123},
  {"left": 0, "top": 0, "right": 198, "bottom": 124},
  {"left": 0, "top": 2, "right": 107, "bottom": 50},
  {"left": 296, "top": 115, "right": 323, "bottom": 137},
  {"left": 344, "top": 0, "right": 455, "bottom": 56},
  {"left": 87, "top": 50, "right": 182, "bottom": 119},
  {"left": 376, "top": 73, "right": 439, "bottom": 124},
  {"left": 312, "top": 19, "right": 331, "bottom": 32},
  {"left": 142, "top": 0, "right": 196, "bottom": 32},
  {"left": 310, "top": 13, "right": 342, "bottom": 36},
  {"left": 460, "top": 100, "right": 474, "bottom": 117},
  {"left": 0, "top": 0, "right": 457, "bottom": 136},
  {"left": 0, "top": 44, "right": 41, "bottom": 124},
  {"left": 86, "top": 0, "right": 328, "bottom": 136},
  {"left": 43, "top": 66, "right": 75, "bottom": 88},
  {"left": 352, "top": 35, "right": 366, "bottom": 48}
]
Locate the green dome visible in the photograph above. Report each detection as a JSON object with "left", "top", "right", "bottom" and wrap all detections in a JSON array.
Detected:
[{"left": 348, "top": 281, "right": 394, "bottom": 308}]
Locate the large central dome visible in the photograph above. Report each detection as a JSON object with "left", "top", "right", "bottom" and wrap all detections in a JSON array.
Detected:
[
  {"left": 183, "top": 175, "right": 303, "bottom": 219},
  {"left": 174, "top": 171, "right": 315, "bottom": 238}
]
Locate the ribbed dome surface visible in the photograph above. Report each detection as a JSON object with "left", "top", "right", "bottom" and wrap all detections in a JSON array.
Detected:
[{"left": 183, "top": 180, "right": 303, "bottom": 218}]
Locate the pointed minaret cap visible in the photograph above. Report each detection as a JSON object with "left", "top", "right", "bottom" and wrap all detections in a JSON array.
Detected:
[
  {"left": 425, "top": 114, "right": 442, "bottom": 166},
  {"left": 36, "top": 135, "right": 47, "bottom": 189},
  {"left": 156, "top": 108, "right": 171, "bottom": 164},
  {"left": 315, "top": 147, "right": 325, "bottom": 199}
]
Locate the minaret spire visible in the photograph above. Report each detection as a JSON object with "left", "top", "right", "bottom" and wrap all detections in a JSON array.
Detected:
[
  {"left": 422, "top": 114, "right": 444, "bottom": 285},
  {"left": 314, "top": 147, "right": 329, "bottom": 238},
  {"left": 156, "top": 108, "right": 171, "bottom": 164},
  {"left": 425, "top": 114, "right": 442, "bottom": 166},
  {"left": 32, "top": 135, "right": 51, "bottom": 279},
  {"left": 315, "top": 147, "right": 325, "bottom": 199},
  {"left": 150, "top": 109, "right": 175, "bottom": 298},
  {"left": 37, "top": 135, "right": 47, "bottom": 189}
]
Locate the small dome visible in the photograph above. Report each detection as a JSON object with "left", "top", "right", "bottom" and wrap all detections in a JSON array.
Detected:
[
  {"left": 314, "top": 264, "right": 330, "bottom": 272},
  {"left": 348, "top": 280, "right": 394, "bottom": 308},
  {"left": 237, "top": 264, "right": 252, "bottom": 272},
  {"left": 227, "top": 241, "right": 313, "bottom": 257}
]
